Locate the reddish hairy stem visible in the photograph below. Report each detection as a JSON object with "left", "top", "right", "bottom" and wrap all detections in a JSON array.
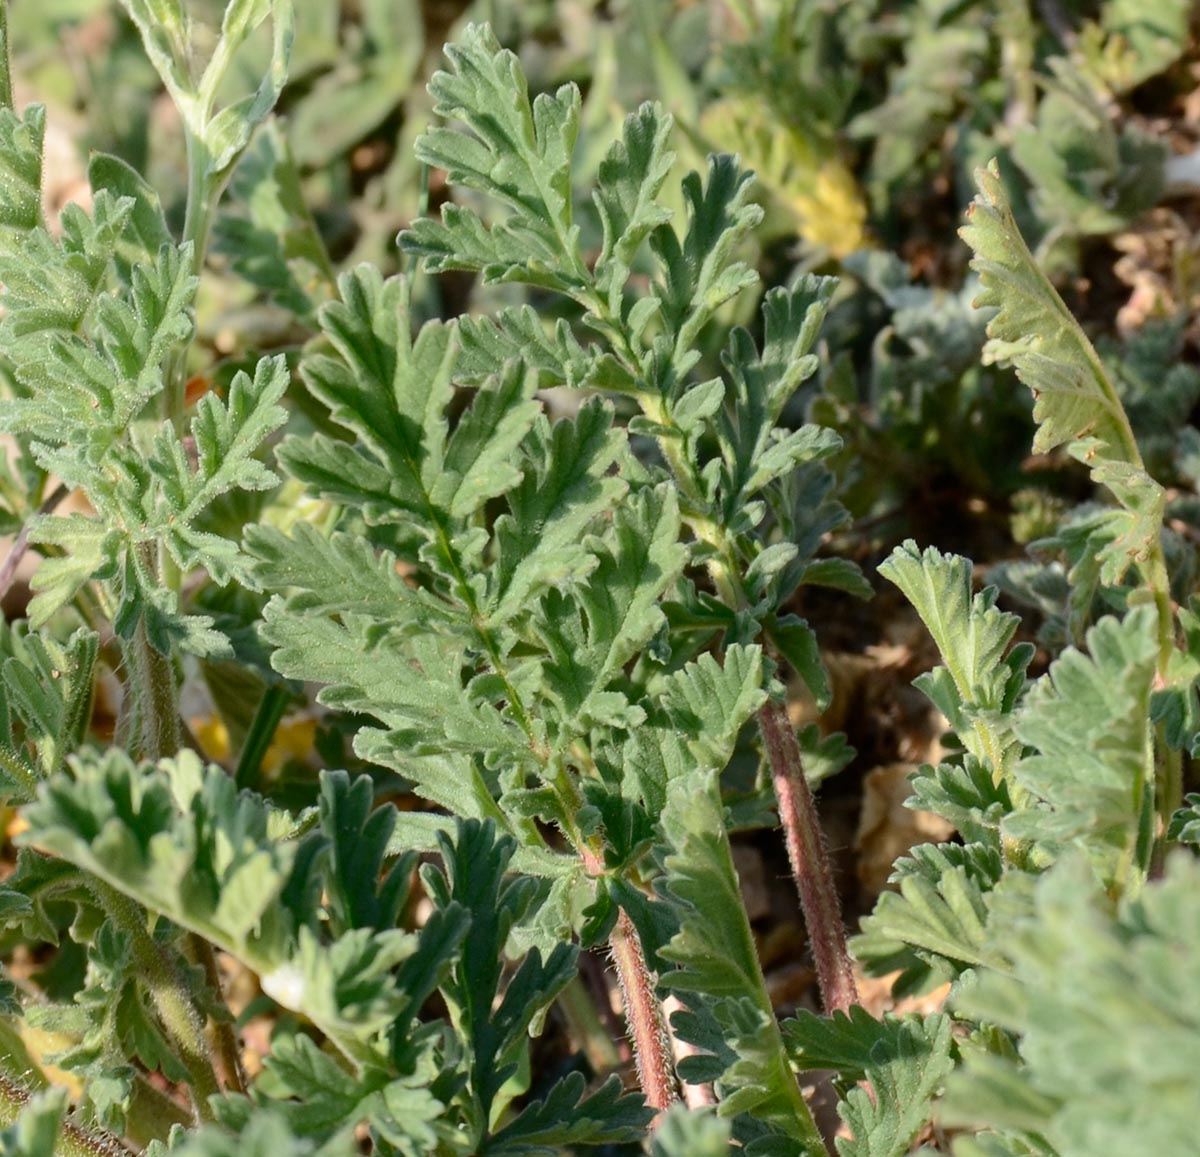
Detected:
[
  {"left": 609, "top": 908, "right": 679, "bottom": 1114},
  {"left": 758, "top": 697, "right": 858, "bottom": 1014},
  {"left": 581, "top": 848, "right": 678, "bottom": 1113}
]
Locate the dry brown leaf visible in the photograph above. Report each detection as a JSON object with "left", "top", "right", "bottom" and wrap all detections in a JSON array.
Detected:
[{"left": 854, "top": 762, "right": 955, "bottom": 897}]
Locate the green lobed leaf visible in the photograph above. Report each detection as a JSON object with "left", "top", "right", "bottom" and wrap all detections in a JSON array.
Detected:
[
  {"left": 659, "top": 770, "right": 824, "bottom": 1151},
  {"left": 481, "top": 1072, "right": 651, "bottom": 1156},
  {"left": 422, "top": 819, "right": 576, "bottom": 1141},
  {"left": 650, "top": 154, "right": 763, "bottom": 370},
  {"left": 649, "top": 1108, "right": 734, "bottom": 1157},
  {"left": 834, "top": 1016, "right": 954, "bottom": 1157},
  {"left": 283, "top": 266, "right": 540, "bottom": 530},
  {"left": 943, "top": 854, "right": 1200, "bottom": 1156},
  {"left": 851, "top": 841, "right": 1003, "bottom": 992},
  {"left": 317, "top": 770, "right": 411, "bottom": 937},
  {"left": 961, "top": 161, "right": 1142, "bottom": 468},
  {"left": 591, "top": 101, "right": 675, "bottom": 304},
  {"left": 1005, "top": 607, "right": 1158, "bottom": 885},
  {"left": 1167, "top": 793, "right": 1200, "bottom": 844},
  {"left": 0, "top": 237, "right": 195, "bottom": 461},
  {"left": 259, "top": 611, "right": 533, "bottom": 769},
  {"left": 906, "top": 758, "right": 1012, "bottom": 846},
  {"left": 454, "top": 308, "right": 599, "bottom": 389},
  {"left": 784, "top": 1008, "right": 954, "bottom": 1157},
  {"left": 0, "top": 192, "right": 132, "bottom": 334},
  {"left": 535, "top": 484, "right": 688, "bottom": 733},
  {"left": 245, "top": 521, "right": 460, "bottom": 631},
  {"left": 21, "top": 518, "right": 114, "bottom": 628},
  {"left": 144, "top": 354, "right": 289, "bottom": 586},
  {"left": 211, "top": 122, "right": 334, "bottom": 319},
  {"left": 19, "top": 749, "right": 298, "bottom": 967},
  {"left": 655, "top": 644, "right": 767, "bottom": 776},
  {"left": 767, "top": 614, "right": 829, "bottom": 710},
  {"left": 221, "top": 1030, "right": 444, "bottom": 1154},
  {"left": 402, "top": 24, "right": 585, "bottom": 291},
  {"left": 184, "top": 0, "right": 294, "bottom": 178},
  {"left": 0, "top": 104, "right": 44, "bottom": 233},
  {"left": 0, "top": 624, "right": 98, "bottom": 791},
  {"left": 18, "top": 751, "right": 414, "bottom": 1043},
  {"left": 87, "top": 153, "right": 172, "bottom": 284},
  {"left": 155, "top": 1109, "right": 357, "bottom": 1157},
  {"left": 489, "top": 396, "right": 626, "bottom": 627},
  {"left": 880, "top": 541, "right": 1031, "bottom": 778},
  {"left": 716, "top": 277, "right": 837, "bottom": 500},
  {"left": 960, "top": 163, "right": 1166, "bottom": 596},
  {"left": 28, "top": 918, "right": 188, "bottom": 1131}
]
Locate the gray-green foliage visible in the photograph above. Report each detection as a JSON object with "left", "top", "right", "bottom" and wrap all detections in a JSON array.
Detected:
[
  {"left": 659, "top": 771, "right": 824, "bottom": 1153},
  {"left": 784, "top": 1007, "right": 954, "bottom": 1157},
  {"left": 247, "top": 22, "right": 866, "bottom": 1148},
  {"left": 0, "top": 6, "right": 1198, "bottom": 1157},
  {"left": 0, "top": 4, "right": 293, "bottom": 658},
  {"left": 943, "top": 855, "right": 1200, "bottom": 1156},
  {"left": 833, "top": 159, "right": 1200, "bottom": 1152}
]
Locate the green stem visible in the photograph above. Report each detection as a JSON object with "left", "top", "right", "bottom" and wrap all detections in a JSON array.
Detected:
[
  {"left": 556, "top": 975, "right": 622, "bottom": 1073},
  {"left": 1159, "top": 742, "right": 1183, "bottom": 842},
  {"left": 180, "top": 128, "right": 218, "bottom": 289},
  {"left": 1140, "top": 527, "right": 1179, "bottom": 865},
  {"left": 125, "top": 598, "right": 245, "bottom": 1104},
  {"left": 0, "top": 0, "right": 12, "bottom": 111},
  {"left": 1141, "top": 542, "right": 1176, "bottom": 677},
  {"left": 186, "top": 933, "right": 246, "bottom": 1097},
  {"left": 126, "top": 1072, "right": 193, "bottom": 1146},
  {"left": 234, "top": 684, "right": 292, "bottom": 790},
  {"left": 129, "top": 620, "right": 182, "bottom": 763},
  {"left": 0, "top": 1074, "right": 128, "bottom": 1157},
  {"left": 87, "top": 879, "right": 221, "bottom": 1124}
]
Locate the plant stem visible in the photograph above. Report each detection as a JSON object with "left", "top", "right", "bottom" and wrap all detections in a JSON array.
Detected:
[
  {"left": 557, "top": 975, "right": 622, "bottom": 1073},
  {"left": 0, "top": 0, "right": 11, "bottom": 112},
  {"left": 580, "top": 848, "right": 677, "bottom": 1114},
  {"left": 580, "top": 283, "right": 859, "bottom": 1017},
  {"left": 129, "top": 619, "right": 182, "bottom": 763},
  {"left": 125, "top": 1074, "right": 192, "bottom": 1147},
  {"left": 758, "top": 697, "right": 857, "bottom": 1015},
  {"left": 87, "top": 879, "right": 220, "bottom": 1124},
  {"left": 0, "top": 1073, "right": 129, "bottom": 1157},
  {"left": 235, "top": 684, "right": 291, "bottom": 789},
  {"left": 0, "top": 485, "right": 67, "bottom": 603},
  {"left": 609, "top": 909, "right": 678, "bottom": 1114},
  {"left": 186, "top": 933, "right": 246, "bottom": 1096},
  {"left": 124, "top": 619, "right": 245, "bottom": 1103}
]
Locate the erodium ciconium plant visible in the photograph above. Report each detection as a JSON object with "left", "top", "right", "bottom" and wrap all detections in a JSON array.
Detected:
[{"left": 0, "top": 6, "right": 1197, "bottom": 1157}]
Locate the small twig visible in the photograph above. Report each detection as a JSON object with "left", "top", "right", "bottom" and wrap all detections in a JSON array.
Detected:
[{"left": 0, "top": 483, "right": 68, "bottom": 603}]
